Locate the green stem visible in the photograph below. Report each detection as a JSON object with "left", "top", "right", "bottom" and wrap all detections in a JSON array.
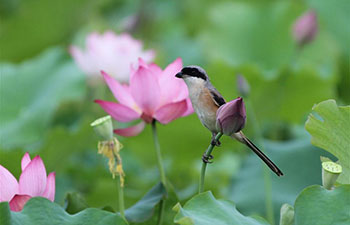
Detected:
[
  {"left": 156, "top": 198, "right": 165, "bottom": 225},
  {"left": 111, "top": 150, "right": 127, "bottom": 224},
  {"left": 151, "top": 120, "right": 167, "bottom": 186},
  {"left": 117, "top": 178, "right": 127, "bottom": 223},
  {"left": 199, "top": 132, "right": 223, "bottom": 193},
  {"left": 151, "top": 120, "right": 166, "bottom": 225},
  {"left": 263, "top": 166, "right": 274, "bottom": 224},
  {"left": 245, "top": 100, "right": 274, "bottom": 225}
]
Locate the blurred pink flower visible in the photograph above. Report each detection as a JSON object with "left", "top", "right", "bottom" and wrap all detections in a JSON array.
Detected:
[
  {"left": 95, "top": 58, "right": 194, "bottom": 136},
  {"left": 70, "top": 31, "right": 155, "bottom": 83},
  {"left": 0, "top": 153, "right": 55, "bottom": 212},
  {"left": 292, "top": 10, "right": 318, "bottom": 47}
]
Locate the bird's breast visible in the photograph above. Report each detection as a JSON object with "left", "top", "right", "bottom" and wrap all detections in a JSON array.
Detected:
[{"left": 189, "top": 86, "right": 219, "bottom": 133}]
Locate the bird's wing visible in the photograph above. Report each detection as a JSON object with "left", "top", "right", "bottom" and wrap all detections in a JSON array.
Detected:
[{"left": 208, "top": 85, "right": 226, "bottom": 107}]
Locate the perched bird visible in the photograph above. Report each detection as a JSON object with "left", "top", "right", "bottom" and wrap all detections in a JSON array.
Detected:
[{"left": 175, "top": 66, "right": 283, "bottom": 176}]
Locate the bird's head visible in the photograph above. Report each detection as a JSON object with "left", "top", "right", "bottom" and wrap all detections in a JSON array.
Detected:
[{"left": 175, "top": 66, "right": 208, "bottom": 86}]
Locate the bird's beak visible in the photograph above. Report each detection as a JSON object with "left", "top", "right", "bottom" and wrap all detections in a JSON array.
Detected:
[{"left": 175, "top": 72, "right": 183, "bottom": 78}]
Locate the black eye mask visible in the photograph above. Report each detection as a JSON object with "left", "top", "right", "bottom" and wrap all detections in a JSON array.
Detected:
[{"left": 181, "top": 67, "right": 207, "bottom": 81}]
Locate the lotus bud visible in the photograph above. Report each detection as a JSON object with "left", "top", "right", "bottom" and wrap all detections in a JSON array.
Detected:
[
  {"left": 322, "top": 161, "right": 342, "bottom": 190},
  {"left": 237, "top": 75, "right": 250, "bottom": 97},
  {"left": 292, "top": 10, "right": 318, "bottom": 47},
  {"left": 90, "top": 115, "right": 114, "bottom": 141},
  {"left": 216, "top": 97, "right": 246, "bottom": 135},
  {"left": 279, "top": 203, "right": 294, "bottom": 225}
]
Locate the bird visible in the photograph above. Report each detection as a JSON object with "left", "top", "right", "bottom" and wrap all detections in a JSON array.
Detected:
[{"left": 175, "top": 65, "right": 283, "bottom": 176}]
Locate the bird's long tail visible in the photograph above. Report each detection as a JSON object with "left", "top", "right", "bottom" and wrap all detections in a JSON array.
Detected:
[{"left": 232, "top": 132, "right": 284, "bottom": 177}]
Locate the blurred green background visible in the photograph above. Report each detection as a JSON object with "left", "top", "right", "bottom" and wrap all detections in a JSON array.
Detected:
[{"left": 0, "top": 0, "right": 349, "bottom": 224}]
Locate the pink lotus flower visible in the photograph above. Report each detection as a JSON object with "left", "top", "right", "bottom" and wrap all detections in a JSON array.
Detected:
[
  {"left": 292, "top": 10, "right": 318, "bottom": 47},
  {"left": 70, "top": 31, "right": 155, "bottom": 83},
  {"left": 95, "top": 58, "right": 194, "bottom": 136},
  {"left": 0, "top": 153, "right": 55, "bottom": 212}
]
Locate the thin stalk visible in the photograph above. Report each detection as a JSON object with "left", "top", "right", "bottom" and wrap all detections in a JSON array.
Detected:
[
  {"left": 151, "top": 120, "right": 167, "bottom": 185},
  {"left": 245, "top": 100, "right": 274, "bottom": 225},
  {"left": 151, "top": 120, "right": 166, "bottom": 225},
  {"left": 112, "top": 152, "right": 127, "bottom": 224},
  {"left": 117, "top": 178, "right": 127, "bottom": 223},
  {"left": 263, "top": 166, "right": 274, "bottom": 224},
  {"left": 199, "top": 132, "right": 223, "bottom": 193},
  {"left": 156, "top": 198, "right": 165, "bottom": 225}
]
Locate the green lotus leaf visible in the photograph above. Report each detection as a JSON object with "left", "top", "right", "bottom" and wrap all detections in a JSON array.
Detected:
[
  {"left": 294, "top": 185, "right": 350, "bottom": 225},
  {"left": 173, "top": 191, "right": 269, "bottom": 225},
  {"left": 305, "top": 99, "right": 350, "bottom": 183},
  {"left": 0, "top": 47, "right": 85, "bottom": 150},
  {"left": 125, "top": 182, "right": 167, "bottom": 223},
  {"left": 0, "top": 197, "right": 127, "bottom": 225}
]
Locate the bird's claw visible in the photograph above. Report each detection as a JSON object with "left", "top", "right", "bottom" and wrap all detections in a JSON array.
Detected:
[
  {"left": 202, "top": 153, "right": 214, "bottom": 163},
  {"left": 211, "top": 139, "right": 221, "bottom": 147}
]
